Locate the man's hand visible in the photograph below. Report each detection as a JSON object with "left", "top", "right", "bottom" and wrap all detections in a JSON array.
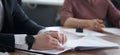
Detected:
[
  {"left": 83, "top": 19, "right": 105, "bottom": 32},
  {"left": 32, "top": 31, "right": 67, "bottom": 50}
]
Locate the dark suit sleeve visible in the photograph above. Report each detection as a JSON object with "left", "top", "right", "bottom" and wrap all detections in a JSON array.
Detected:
[
  {"left": 0, "top": 0, "right": 44, "bottom": 52},
  {"left": 17, "top": 0, "right": 21, "bottom": 5},
  {"left": 0, "top": 33, "right": 15, "bottom": 52},
  {"left": 13, "top": 0, "right": 45, "bottom": 35}
]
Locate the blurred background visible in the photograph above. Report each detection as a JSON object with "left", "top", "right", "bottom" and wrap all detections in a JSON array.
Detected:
[{"left": 19, "top": 0, "right": 120, "bottom": 27}]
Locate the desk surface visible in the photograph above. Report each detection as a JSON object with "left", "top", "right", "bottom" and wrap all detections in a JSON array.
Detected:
[
  {"left": 10, "top": 33, "right": 120, "bottom": 55},
  {"left": 22, "top": 0, "right": 64, "bottom": 6}
]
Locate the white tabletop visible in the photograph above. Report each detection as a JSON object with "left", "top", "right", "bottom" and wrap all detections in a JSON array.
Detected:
[{"left": 22, "top": 0, "right": 64, "bottom": 6}]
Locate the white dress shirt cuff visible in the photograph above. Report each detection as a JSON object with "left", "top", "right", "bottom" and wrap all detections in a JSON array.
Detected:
[{"left": 14, "top": 34, "right": 28, "bottom": 50}]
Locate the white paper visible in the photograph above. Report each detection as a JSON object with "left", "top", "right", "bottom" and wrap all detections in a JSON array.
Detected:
[
  {"left": 62, "top": 28, "right": 85, "bottom": 37},
  {"left": 33, "top": 36, "right": 119, "bottom": 55},
  {"left": 32, "top": 47, "right": 71, "bottom": 55},
  {"left": 65, "top": 36, "right": 119, "bottom": 49},
  {"left": 102, "top": 28, "right": 120, "bottom": 36},
  {"left": 59, "top": 27, "right": 106, "bottom": 37},
  {"left": 0, "top": 52, "right": 9, "bottom": 55},
  {"left": 83, "top": 29, "right": 107, "bottom": 37},
  {"left": 31, "top": 27, "right": 119, "bottom": 55}
]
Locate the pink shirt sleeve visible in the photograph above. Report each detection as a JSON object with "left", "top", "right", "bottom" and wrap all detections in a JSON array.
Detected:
[
  {"left": 60, "top": 0, "right": 73, "bottom": 25},
  {"left": 107, "top": 0, "right": 120, "bottom": 27}
]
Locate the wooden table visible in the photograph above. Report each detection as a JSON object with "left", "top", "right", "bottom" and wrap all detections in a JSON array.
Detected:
[{"left": 10, "top": 33, "right": 120, "bottom": 55}]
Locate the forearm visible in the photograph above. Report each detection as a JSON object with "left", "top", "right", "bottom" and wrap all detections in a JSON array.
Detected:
[
  {"left": 0, "top": 33, "right": 35, "bottom": 52},
  {"left": 13, "top": 1, "right": 45, "bottom": 35},
  {"left": 63, "top": 17, "right": 87, "bottom": 28}
]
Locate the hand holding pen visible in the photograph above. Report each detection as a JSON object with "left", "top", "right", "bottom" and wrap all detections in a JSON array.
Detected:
[{"left": 32, "top": 31, "right": 67, "bottom": 50}]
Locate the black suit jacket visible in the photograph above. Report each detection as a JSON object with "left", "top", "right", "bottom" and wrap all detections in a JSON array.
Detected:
[
  {"left": 17, "top": 0, "right": 22, "bottom": 5},
  {"left": 0, "top": 0, "right": 44, "bottom": 52}
]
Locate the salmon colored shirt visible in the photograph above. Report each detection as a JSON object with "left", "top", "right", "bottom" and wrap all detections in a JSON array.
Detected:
[{"left": 61, "top": 0, "right": 120, "bottom": 27}]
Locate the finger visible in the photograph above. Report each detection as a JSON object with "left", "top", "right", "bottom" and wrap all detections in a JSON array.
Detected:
[
  {"left": 60, "top": 33, "right": 64, "bottom": 44},
  {"left": 58, "top": 33, "right": 63, "bottom": 43},
  {"left": 63, "top": 34, "right": 67, "bottom": 44},
  {"left": 92, "top": 27, "right": 103, "bottom": 32},
  {"left": 94, "top": 25, "right": 104, "bottom": 32},
  {"left": 50, "top": 38, "right": 64, "bottom": 50},
  {"left": 61, "top": 34, "right": 67, "bottom": 44},
  {"left": 96, "top": 28, "right": 104, "bottom": 32},
  {"left": 99, "top": 24, "right": 105, "bottom": 28},
  {"left": 51, "top": 42, "right": 64, "bottom": 50},
  {"left": 95, "top": 21, "right": 105, "bottom": 28},
  {"left": 45, "top": 31, "right": 60, "bottom": 40},
  {"left": 96, "top": 19, "right": 103, "bottom": 24},
  {"left": 52, "top": 45, "right": 64, "bottom": 50},
  {"left": 95, "top": 24, "right": 105, "bottom": 28},
  {"left": 92, "top": 21, "right": 103, "bottom": 32},
  {"left": 45, "top": 31, "right": 57, "bottom": 35},
  {"left": 50, "top": 31, "right": 60, "bottom": 40},
  {"left": 50, "top": 37, "right": 59, "bottom": 46},
  {"left": 49, "top": 32, "right": 66, "bottom": 45}
]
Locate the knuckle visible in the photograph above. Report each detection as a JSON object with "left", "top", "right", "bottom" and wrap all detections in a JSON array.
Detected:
[
  {"left": 53, "top": 46, "right": 59, "bottom": 50},
  {"left": 46, "top": 35, "right": 51, "bottom": 40}
]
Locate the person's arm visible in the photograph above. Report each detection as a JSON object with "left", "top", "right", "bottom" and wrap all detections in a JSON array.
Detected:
[
  {"left": 61, "top": 0, "right": 105, "bottom": 32},
  {"left": 17, "top": 0, "right": 21, "bottom": 5},
  {"left": 63, "top": 17, "right": 90, "bottom": 28},
  {"left": 13, "top": 0, "right": 45, "bottom": 35},
  {"left": 61, "top": 0, "right": 73, "bottom": 26},
  {"left": 0, "top": 33, "right": 15, "bottom": 52},
  {"left": 12, "top": 0, "right": 46, "bottom": 50},
  {"left": 31, "top": 31, "right": 67, "bottom": 50},
  {"left": 64, "top": 17, "right": 105, "bottom": 31},
  {"left": 0, "top": 33, "right": 36, "bottom": 52},
  {"left": 60, "top": 0, "right": 90, "bottom": 28},
  {"left": 12, "top": 0, "right": 66, "bottom": 51}
]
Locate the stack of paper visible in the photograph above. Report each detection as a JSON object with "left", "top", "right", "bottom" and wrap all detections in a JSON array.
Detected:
[
  {"left": 0, "top": 52, "right": 9, "bottom": 55},
  {"left": 103, "top": 28, "right": 120, "bottom": 36},
  {"left": 30, "top": 27, "right": 120, "bottom": 55},
  {"left": 65, "top": 36, "right": 119, "bottom": 50},
  {"left": 32, "top": 36, "right": 119, "bottom": 55},
  {"left": 31, "top": 47, "right": 71, "bottom": 55},
  {"left": 83, "top": 29, "right": 107, "bottom": 37}
]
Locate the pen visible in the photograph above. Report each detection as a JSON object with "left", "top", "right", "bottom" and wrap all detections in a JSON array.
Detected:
[
  {"left": 57, "top": 41, "right": 63, "bottom": 47},
  {"left": 57, "top": 32, "right": 63, "bottom": 47}
]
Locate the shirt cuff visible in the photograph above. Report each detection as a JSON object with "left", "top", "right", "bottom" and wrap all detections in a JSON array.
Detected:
[{"left": 14, "top": 34, "right": 28, "bottom": 50}]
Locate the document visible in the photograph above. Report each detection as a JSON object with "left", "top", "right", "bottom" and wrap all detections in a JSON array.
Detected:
[
  {"left": 65, "top": 36, "right": 119, "bottom": 50},
  {"left": 102, "top": 28, "right": 120, "bottom": 36},
  {"left": 33, "top": 36, "right": 119, "bottom": 55},
  {"left": 0, "top": 52, "right": 9, "bottom": 55},
  {"left": 30, "top": 27, "right": 119, "bottom": 55},
  {"left": 31, "top": 47, "right": 71, "bottom": 55},
  {"left": 83, "top": 29, "right": 107, "bottom": 37}
]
